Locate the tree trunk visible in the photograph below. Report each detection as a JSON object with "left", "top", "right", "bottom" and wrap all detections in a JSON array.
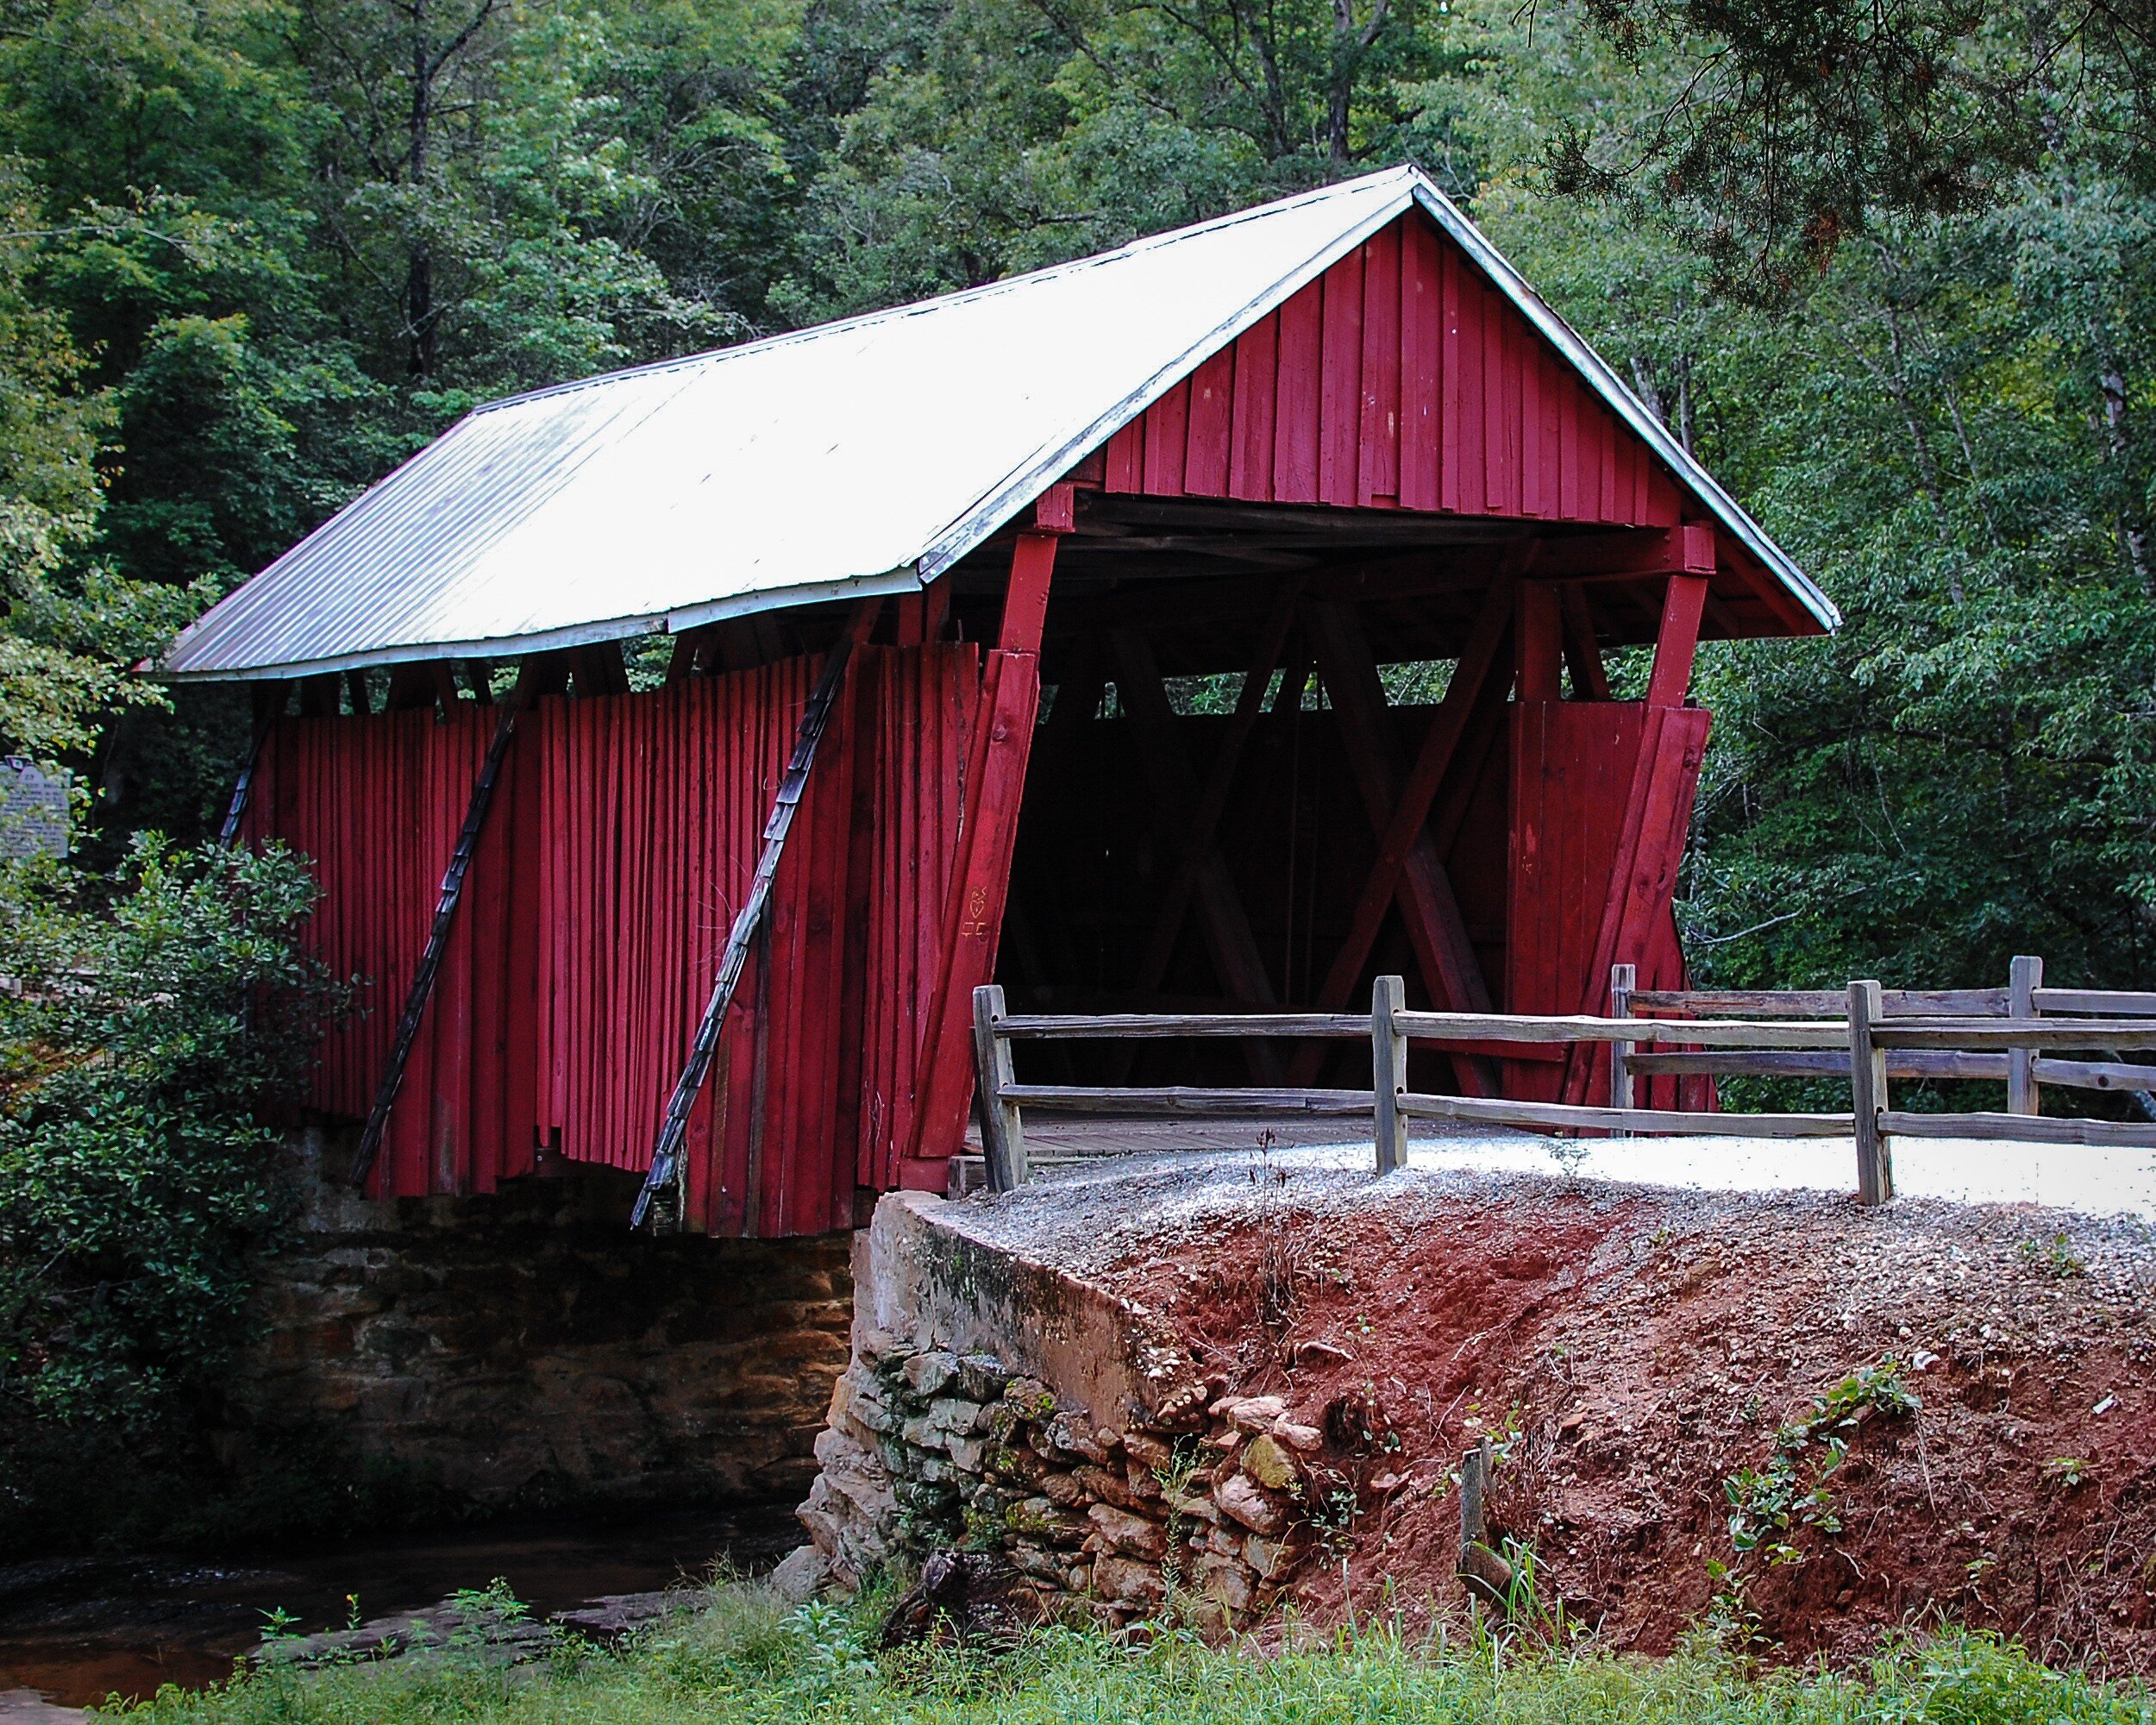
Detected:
[
  {"left": 1327, "top": 0, "right": 1389, "bottom": 168},
  {"left": 407, "top": 0, "right": 435, "bottom": 378},
  {"left": 2095, "top": 335, "right": 2153, "bottom": 598},
  {"left": 1627, "top": 354, "right": 1666, "bottom": 427}
]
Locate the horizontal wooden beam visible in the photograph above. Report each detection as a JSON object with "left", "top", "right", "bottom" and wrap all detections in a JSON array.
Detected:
[
  {"left": 1000, "top": 1012, "right": 1369, "bottom": 1039},
  {"left": 1529, "top": 524, "right": 1716, "bottom": 581},
  {"left": 1631, "top": 986, "right": 2011, "bottom": 1018},
  {"left": 1061, "top": 538, "right": 1320, "bottom": 568},
  {"left": 1002, "top": 1083, "right": 1373, "bottom": 1115},
  {"left": 1626, "top": 1049, "right": 2012, "bottom": 1081},
  {"left": 2033, "top": 988, "right": 2156, "bottom": 1016},
  {"left": 1045, "top": 557, "right": 1501, "bottom": 645},
  {"left": 1872, "top": 1019, "right": 2156, "bottom": 1050},
  {"left": 1396, "top": 1009, "right": 1850, "bottom": 1048},
  {"left": 1397, "top": 1091, "right": 1852, "bottom": 1138},
  {"left": 1629, "top": 1050, "right": 2156, "bottom": 1091},
  {"left": 1880, "top": 1110, "right": 2156, "bottom": 1148},
  {"left": 2034, "top": 1055, "right": 2156, "bottom": 1093},
  {"left": 1075, "top": 492, "right": 1525, "bottom": 543}
]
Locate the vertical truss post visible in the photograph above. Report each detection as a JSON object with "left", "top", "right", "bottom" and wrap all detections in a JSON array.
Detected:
[
  {"left": 1849, "top": 979, "right": 1892, "bottom": 1206},
  {"left": 972, "top": 984, "right": 1026, "bottom": 1192},
  {"left": 902, "top": 491, "right": 1069, "bottom": 1171},
  {"left": 2008, "top": 953, "right": 2042, "bottom": 1116},
  {"left": 1557, "top": 564, "right": 1712, "bottom": 1105},
  {"left": 1370, "top": 973, "right": 1407, "bottom": 1174}
]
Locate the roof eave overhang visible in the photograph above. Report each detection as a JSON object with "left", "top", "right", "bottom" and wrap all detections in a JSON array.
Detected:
[
  {"left": 1402, "top": 180, "right": 1839, "bottom": 635},
  {"left": 159, "top": 568, "right": 921, "bottom": 683},
  {"left": 160, "top": 165, "right": 1833, "bottom": 682}
]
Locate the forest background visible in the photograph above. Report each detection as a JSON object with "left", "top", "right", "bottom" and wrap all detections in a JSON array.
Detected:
[
  {"left": 0, "top": 0, "right": 2148, "bottom": 996},
  {"left": 0, "top": 0, "right": 2153, "bottom": 1547}
]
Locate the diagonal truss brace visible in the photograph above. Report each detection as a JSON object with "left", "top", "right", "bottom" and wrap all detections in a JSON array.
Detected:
[
  {"left": 217, "top": 684, "right": 287, "bottom": 849},
  {"left": 348, "top": 673, "right": 535, "bottom": 1188},
  {"left": 631, "top": 610, "right": 874, "bottom": 1230}
]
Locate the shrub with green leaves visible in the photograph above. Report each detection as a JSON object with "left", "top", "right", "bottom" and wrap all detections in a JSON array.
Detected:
[
  {"left": 114, "top": 1583, "right": 2156, "bottom": 1725},
  {"left": 0, "top": 835, "right": 340, "bottom": 1430}
]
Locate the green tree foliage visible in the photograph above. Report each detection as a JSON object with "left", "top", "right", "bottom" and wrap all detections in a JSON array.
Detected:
[
  {"left": 1456, "top": 6, "right": 2156, "bottom": 994},
  {"left": 0, "top": 0, "right": 2142, "bottom": 1547},
  {"left": 769, "top": 0, "right": 1476, "bottom": 320},
  {"left": 0, "top": 0, "right": 2144, "bottom": 1032},
  {"left": 0, "top": 838, "right": 340, "bottom": 1427},
  {"left": 1545, "top": 0, "right": 2156, "bottom": 294}
]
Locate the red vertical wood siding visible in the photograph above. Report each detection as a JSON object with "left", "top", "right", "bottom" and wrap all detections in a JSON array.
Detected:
[
  {"left": 1106, "top": 211, "right": 1684, "bottom": 529},
  {"left": 246, "top": 643, "right": 981, "bottom": 1237},
  {"left": 1502, "top": 699, "right": 1710, "bottom": 1104}
]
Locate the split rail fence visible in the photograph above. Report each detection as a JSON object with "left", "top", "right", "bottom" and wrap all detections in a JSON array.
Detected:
[{"left": 969, "top": 956, "right": 2156, "bottom": 1206}]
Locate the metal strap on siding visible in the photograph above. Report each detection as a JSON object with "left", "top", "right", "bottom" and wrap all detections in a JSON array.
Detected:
[
  {"left": 217, "top": 691, "right": 285, "bottom": 848},
  {"left": 631, "top": 636, "right": 860, "bottom": 1230},
  {"left": 216, "top": 737, "right": 265, "bottom": 848},
  {"left": 347, "top": 682, "right": 529, "bottom": 1188}
]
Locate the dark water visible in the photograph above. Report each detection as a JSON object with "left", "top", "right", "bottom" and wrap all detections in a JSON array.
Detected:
[{"left": 0, "top": 1502, "right": 799, "bottom": 1713}]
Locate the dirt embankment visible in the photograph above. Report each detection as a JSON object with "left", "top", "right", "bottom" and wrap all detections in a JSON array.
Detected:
[{"left": 1061, "top": 1164, "right": 2156, "bottom": 1671}]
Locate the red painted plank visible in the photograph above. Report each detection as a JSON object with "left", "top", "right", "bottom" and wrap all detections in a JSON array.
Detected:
[
  {"left": 1184, "top": 348, "right": 1234, "bottom": 497},
  {"left": 1400, "top": 218, "right": 1442, "bottom": 511},
  {"left": 1453, "top": 265, "right": 1486, "bottom": 514},
  {"left": 1487, "top": 286, "right": 1519, "bottom": 516},
  {"left": 1438, "top": 242, "right": 1463, "bottom": 513},
  {"left": 434, "top": 712, "right": 475, "bottom": 1195},
  {"left": 1598, "top": 401, "right": 1621, "bottom": 523},
  {"left": 1535, "top": 344, "right": 1564, "bottom": 518},
  {"left": 1319, "top": 246, "right": 1363, "bottom": 506},
  {"left": 1228, "top": 310, "right": 1277, "bottom": 499},
  {"left": 1106, "top": 418, "right": 1144, "bottom": 492},
  {"left": 1518, "top": 319, "right": 1545, "bottom": 518},
  {"left": 1274, "top": 280, "right": 1323, "bottom": 504},
  {"left": 1143, "top": 378, "right": 1189, "bottom": 495},
  {"left": 1358, "top": 224, "right": 1401, "bottom": 505},
  {"left": 1557, "top": 373, "right": 1582, "bottom": 520},
  {"left": 832, "top": 655, "right": 879, "bottom": 1221}
]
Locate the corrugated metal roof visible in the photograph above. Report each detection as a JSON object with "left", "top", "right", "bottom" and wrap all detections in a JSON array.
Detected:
[{"left": 162, "top": 166, "right": 1835, "bottom": 681}]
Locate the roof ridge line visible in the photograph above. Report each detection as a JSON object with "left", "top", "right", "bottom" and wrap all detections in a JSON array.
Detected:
[{"left": 472, "top": 166, "right": 1426, "bottom": 419}]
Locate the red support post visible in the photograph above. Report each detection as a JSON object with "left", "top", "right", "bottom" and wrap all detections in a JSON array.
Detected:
[
  {"left": 1645, "top": 567, "right": 1710, "bottom": 708},
  {"left": 1515, "top": 582, "right": 1564, "bottom": 704},
  {"left": 1557, "top": 570, "right": 1712, "bottom": 1104},
  {"left": 900, "top": 514, "right": 1065, "bottom": 1175}
]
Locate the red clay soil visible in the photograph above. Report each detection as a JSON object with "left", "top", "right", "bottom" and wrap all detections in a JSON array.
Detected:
[{"left": 1098, "top": 1182, "right": 2156, "bottom": 1672}]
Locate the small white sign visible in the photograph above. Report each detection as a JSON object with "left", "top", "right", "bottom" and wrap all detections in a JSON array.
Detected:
[{"left": 0, "top": 756, "right": 68, "bottom": 859}]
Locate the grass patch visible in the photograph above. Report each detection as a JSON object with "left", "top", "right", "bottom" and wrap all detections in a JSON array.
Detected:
[{"left": 108, "top": 1580, "right": 2154, "bottom": 1725}]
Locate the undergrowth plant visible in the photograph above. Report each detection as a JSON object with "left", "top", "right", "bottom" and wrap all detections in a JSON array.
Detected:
[
  {"left": 1718, "top": 1360, "right": 1920, "bottom": 1623},
  {"left": 106, "top": 1579, "right": 2156, "bottom": 1725},
  {"left": 0, "top": 837, "right": 346, "bottom": 1550}
]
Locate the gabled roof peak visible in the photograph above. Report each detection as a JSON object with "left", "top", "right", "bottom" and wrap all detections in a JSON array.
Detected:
[{"left": 163, "top": 166, "right": 1829, "bottom": 681}]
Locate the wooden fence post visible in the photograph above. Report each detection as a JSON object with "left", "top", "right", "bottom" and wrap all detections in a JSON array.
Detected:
[
  {"left": 972, "top": 984, "right": 1027, "bottom": 1193},
  {"left": 1849, "top": 979, "right": 1892, "bottom": 1205},
  {"left": 1608, "top": 962, "right": 1637, "bottom": 1136},
  {"left": 2009, "top": 954, "right": 2042, "bottom": 1116},
  {"left": 1371, "top": 973, "right": 1408, "bottom": 1174}
]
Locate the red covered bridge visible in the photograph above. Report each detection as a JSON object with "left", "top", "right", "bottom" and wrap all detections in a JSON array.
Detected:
[{"left": 164, "top": 166, "right": 1834, "bottom": 1237}]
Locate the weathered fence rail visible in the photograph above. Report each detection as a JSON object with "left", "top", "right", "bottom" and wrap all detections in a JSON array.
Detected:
[{"left": 968, "top": 954, "right": 2156, "bottom": 1204}]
